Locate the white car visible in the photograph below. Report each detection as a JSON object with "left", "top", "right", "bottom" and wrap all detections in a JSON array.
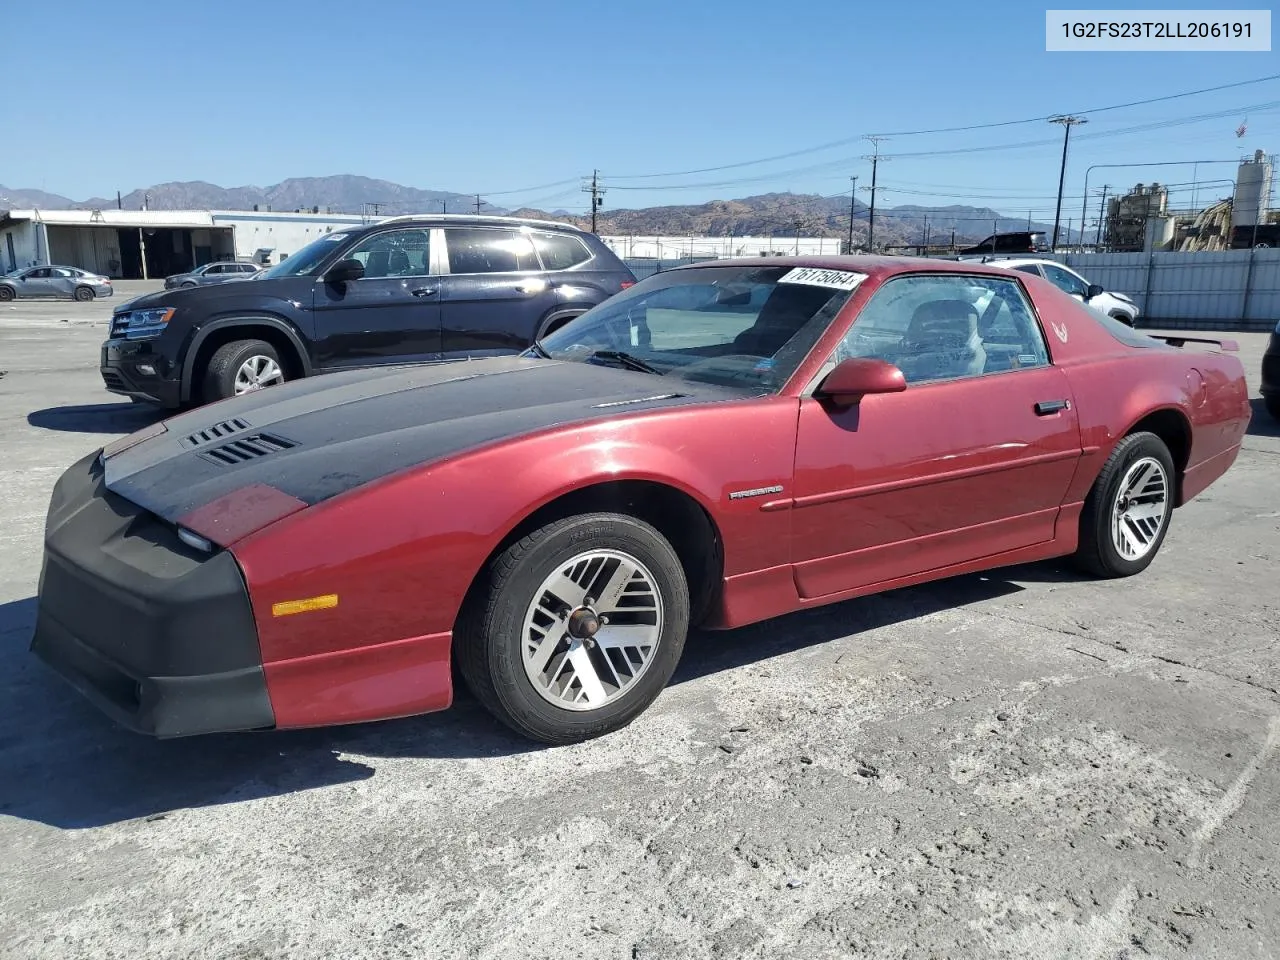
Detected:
[{"left": 987, "top": 257, "right": 1139, "bottom": 326}]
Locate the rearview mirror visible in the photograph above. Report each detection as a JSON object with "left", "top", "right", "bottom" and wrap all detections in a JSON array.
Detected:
[
  {"left": 325, "top": 258, "right": 365, "bottom": 284},
  {"left": 814, "top": 357, "right": 906, "bottom": 408},
  {"left": 1085, "top": 283, "right": 1104, "bottom": 300}
]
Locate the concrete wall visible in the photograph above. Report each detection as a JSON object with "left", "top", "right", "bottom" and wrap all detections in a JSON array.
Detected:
[{"left": 1, "top": 221, "right": 38, "bottom": 272}]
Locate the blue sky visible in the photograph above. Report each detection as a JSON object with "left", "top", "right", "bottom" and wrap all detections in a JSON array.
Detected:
[{"left": 4, "top": 0, "right": 1276, "bottom": 222}]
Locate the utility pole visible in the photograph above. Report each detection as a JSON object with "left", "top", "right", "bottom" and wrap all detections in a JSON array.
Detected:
[
  {"left": 863, "top": 136, "right": 888, "bottom": 253},
  {"left": 923, "top": 218, "right": 930, "bottom": 254},
  {"left": 847, "top": 175, "right": 858, "bottom": 253},
  {"left": 474, "top": 194, "right": 483, "bottom": 214},
  {"left": 440, "top": 200, "right": 448, "bottom": 214},
  {"left": 1095, "top": 185, "right": 1110, "bottom": 248},
  {"left": 793, "top": 218, "right": 802, "bottom": 255},
  {"left": 1049, "top": 115, "right": 1088, "bottom": 250},
  {"left": 582, "top": 170, "right": 606, "bottom": 233}
]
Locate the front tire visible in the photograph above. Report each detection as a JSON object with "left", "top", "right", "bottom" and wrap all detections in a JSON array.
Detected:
[
  {"left": 1073, "top": 431, "right": 1175, "bottom": 578},
  {"left": 201, "top": 339, "right": 287, "bottom": 403},
  {"left": 0, "top": 286, "right": 13, "bottom": 302},
  {"left": 73, "top": 286, "right": 95, "bottom": 302},
  {"left": 456, "top": 513, "right": 690, "bottom": 745}
]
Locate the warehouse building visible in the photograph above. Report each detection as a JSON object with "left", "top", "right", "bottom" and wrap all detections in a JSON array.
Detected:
[
  {"left": 1, "top": 205, "right": 842, "bottom": 280},
  {"left": 0, "top": 208, "right": 372, "bottom": 279}
]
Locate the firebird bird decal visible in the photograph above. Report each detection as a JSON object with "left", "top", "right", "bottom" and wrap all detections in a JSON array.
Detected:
[
  {"left": 729, "top": 484, "right": 784, "bottom": 500},
  {"left": 1051, "top": 320, "right": 1069, "bottom": 343}
]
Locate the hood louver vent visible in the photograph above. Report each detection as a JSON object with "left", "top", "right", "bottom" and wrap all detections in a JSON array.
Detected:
[
  {"left": 182, "top": 418, "right": 251, "bottom": 448},
  {"left": 199, "top": 433, "right": 297, "bottom": 466}
]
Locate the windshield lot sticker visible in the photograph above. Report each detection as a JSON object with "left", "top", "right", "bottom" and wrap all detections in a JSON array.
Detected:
[{"left": 778, "top": 267, "right": 868, "bottom": 291}]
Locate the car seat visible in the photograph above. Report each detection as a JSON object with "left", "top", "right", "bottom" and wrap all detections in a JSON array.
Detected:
[
  {"left": 898, "top": 299, "right": 987, "bottom": 381},
  {"left": 731, "top": 285, "right": 834, "bottom": 357}
]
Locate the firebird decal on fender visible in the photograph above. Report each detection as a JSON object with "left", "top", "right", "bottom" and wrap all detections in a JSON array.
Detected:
[
  {"left": 729, "top": 484, "right": 785, "bottom": 500},
  {"left": 1051, "top": 320, "right": 1069, "bottom": 343}
]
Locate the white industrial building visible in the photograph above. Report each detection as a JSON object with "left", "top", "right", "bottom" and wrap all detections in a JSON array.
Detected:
[
  {"left": 598, "top": 235, "right": 843, "bottom": 260},
  {"left": 0, "top": 208, "right": 373, "bottom": 279},
  {"left": 0, "top": 205, "right": 841, "bottom": 280}
]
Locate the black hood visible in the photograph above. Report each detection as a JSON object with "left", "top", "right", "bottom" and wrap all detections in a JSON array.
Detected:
[
  {"left": 103, "top": 355, "right": 737, "bottom": 531},
  {"left": 117, "top": 275, "right": 296, "bottom": 312}
]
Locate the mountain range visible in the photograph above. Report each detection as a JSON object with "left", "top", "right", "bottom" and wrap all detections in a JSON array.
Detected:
[{"left": 0, "top": 175, "right": 1076, "bottom": 247}]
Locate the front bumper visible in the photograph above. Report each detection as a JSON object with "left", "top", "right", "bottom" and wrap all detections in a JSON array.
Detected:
[
  {"left": 1262, "top": 332, "right": 1280, "bottom": 399},
  {"left": 30, "top": 450, "right": 275, "bottom": 737},
  {"left": 101, "top": 337, "right": 183, "bottom": 407}
]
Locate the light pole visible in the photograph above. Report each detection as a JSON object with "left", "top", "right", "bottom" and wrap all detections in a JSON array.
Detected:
[{"left": 1049, "top": 115, "right": 1087, "bottom": 250}]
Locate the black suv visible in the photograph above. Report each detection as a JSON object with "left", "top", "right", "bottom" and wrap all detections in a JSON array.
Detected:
[
  {"left": 956, "top": 231, "right": 1051, "bottom": 255},
  {"left": 102, "top": 215, "right": 636, "bottom": 408}
]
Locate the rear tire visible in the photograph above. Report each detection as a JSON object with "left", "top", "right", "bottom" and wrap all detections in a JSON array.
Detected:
[
  {"left": 456, "top": 512, "right": 689, "bottom": 745},
  {"left": 0, "top": 286, "right": 13, "bottom": 302},
  {"left": 1073, "top": 431, "right": 1175, "bottom": 578},
  {"left": 74, "top": 286, "right": 95, "bottom": 302},
  {"left": 201, "top": 339, "right": 287, "bottom": 403}
]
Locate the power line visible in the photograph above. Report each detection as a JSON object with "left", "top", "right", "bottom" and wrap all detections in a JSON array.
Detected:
[{"left": 602, "top": 73, "right": 1279, "bottom": 180}]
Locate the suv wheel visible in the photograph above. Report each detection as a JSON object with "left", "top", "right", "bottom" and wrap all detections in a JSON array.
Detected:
[{"left": 202, "top": 339, "right": 287, "bottom": 403}]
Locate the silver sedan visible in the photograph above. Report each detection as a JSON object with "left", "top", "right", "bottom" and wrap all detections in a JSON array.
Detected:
[{"left": 0, "top": 265, "right": 114, "bottom": 302}]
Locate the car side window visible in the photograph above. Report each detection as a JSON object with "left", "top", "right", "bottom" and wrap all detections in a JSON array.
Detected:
[
  {"left": 1011, "top": 264, "right": 1043, "bottom": 278},
  {"left": 29, "top": 268, "right": 50, "bottom": 278},
  {"left": 1041, "top": 263, "right": 1088, "bottom": 297},
  {"left": 346, "top": 228, "right": 433, "bottom": 279},
  {"left": 834, "top": 274, "right": 1050, "bottom": 384},
  {"left": 207, "top": 264, "right": 226, "bottom": 274},
  {"left": 445, "top": 228, "right": 540, "bottom": 274},
  {"left": 531, "top": 232, "right": 591, "bottom": 270}
]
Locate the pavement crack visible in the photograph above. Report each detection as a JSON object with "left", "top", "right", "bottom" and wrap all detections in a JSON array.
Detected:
[{"left": 1066, "top": 646, "right": 1108, "bottom": 663}]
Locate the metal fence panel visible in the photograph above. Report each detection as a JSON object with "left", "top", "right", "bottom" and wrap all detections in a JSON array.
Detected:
[{"left": 1054, "top": 249, "right": 1280, "bottom": 330}]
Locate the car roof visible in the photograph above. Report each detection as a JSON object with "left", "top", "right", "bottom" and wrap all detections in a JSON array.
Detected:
[
  {"left": 661, "top": 254, "right": 1047, "bottom": 282},
  {"left": 372, "top": 213, "right": 587, "bottom": 233}
]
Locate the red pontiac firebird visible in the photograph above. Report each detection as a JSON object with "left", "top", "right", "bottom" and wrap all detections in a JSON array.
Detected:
[{"left": 32, "top": 256, "right": 1250, "bottom": 744}]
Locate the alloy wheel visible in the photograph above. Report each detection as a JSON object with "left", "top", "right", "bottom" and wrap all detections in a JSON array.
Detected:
[
  {"left": 1110, "top": 456, "right": 1169, "bottom": 561},
  {"left": 233, "top": 355, "right": 284, "bottom": 394},
  {"left": 521, "top": 549, "right": 664, "bottom": 711}
]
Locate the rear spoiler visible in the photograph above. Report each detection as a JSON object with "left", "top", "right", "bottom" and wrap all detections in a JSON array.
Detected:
[{"left": 1148, "top": 334, "right": 1239, "bottom": 352}]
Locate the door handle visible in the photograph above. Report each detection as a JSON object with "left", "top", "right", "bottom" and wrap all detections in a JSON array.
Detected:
[
  {"left": 411, "top": 287, "right": 438, "bottom": 298},
  {"left": 1035, "top": 399, "right": 1070, "bottom": 415}
]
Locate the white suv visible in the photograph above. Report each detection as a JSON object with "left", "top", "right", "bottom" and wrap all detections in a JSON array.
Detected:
[{"left": 984, "top": 257, "right": 1140, "bottom": 326}]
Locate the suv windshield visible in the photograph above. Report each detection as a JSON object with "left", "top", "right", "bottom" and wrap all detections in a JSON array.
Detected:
[
  {"left": 536, "top": 264, "right": 863, "bottom": 394},
  {"left": 260, "top": 230, "right": 358, "bottom": 279}
]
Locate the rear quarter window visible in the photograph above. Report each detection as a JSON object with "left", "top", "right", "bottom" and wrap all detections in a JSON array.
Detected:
[{"left": 533, "top": 232, "right": 592, "bottom": 270}]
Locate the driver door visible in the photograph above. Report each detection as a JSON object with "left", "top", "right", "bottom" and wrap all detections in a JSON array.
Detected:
[{"left": 790, "top": 272, "right": 1083, "bottom": 599}]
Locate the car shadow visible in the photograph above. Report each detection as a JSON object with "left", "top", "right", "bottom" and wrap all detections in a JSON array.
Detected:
[
  {"left": 0, "top": 564, "right": 1063, "bottom": 831},
  {"left": 1247, "top": 397, "right": 1280, "bottom": 438},
  {"left": 27, "top": 402, "right": 164, "bottom": 435}
]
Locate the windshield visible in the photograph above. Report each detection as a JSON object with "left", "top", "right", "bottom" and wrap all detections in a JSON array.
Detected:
[
  {"left": 259, "top": 230, "right": 357, "bottom": 279},
  {"left": 536, "top": 264, "right": 864, "bottom": 394}
]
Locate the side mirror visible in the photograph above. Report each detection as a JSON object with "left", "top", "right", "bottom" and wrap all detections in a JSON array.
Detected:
[
  {"left": 814, "top": 357, "right": 906, "bottom": 408},
  {"left": 325, "top": 258, "right": 365, "bottom": 284},
  {"left": 1085, "top": 283, "right": 1104, "bottom": 300}
]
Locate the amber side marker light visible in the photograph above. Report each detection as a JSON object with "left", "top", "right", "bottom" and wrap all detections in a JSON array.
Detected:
[{"left": 272, "top": 594, "right": 339, "bottom": 617}]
